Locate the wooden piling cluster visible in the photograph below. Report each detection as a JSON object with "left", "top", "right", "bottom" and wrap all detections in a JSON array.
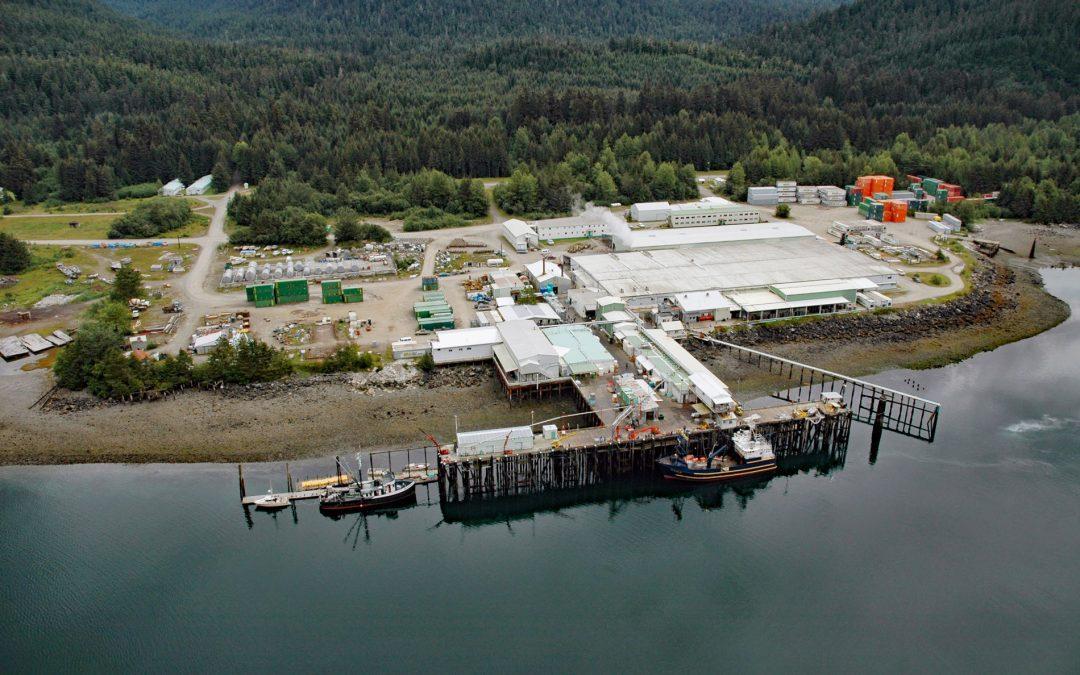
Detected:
[{"left": 438, "top": 411, "right": 852, "bottom": 503}]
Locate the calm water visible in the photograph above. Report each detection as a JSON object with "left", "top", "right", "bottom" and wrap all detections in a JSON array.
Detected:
[{"left": 2, "top": 270, "right": 1078, "bottom": 672}]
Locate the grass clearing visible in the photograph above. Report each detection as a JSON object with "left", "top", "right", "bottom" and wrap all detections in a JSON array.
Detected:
[
  {"left": 0, "top": 245, "right": 106, "bottom": 309},
  {"left": 6, "top": 196, "right": 202, "bottom": 215},
  {"left": 0, "top": 212, "right": 209, "bottom": 240}
]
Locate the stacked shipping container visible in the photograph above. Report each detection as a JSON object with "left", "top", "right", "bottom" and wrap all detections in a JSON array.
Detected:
[
  {"left": 855, "top": 175, "right": 894, "bottom": 199},
  {"left": 321, "top": 279, "right": 343, "bottom": 304},
  {"left": 274, "top": 279, "right": 309, "bottom": 304}
]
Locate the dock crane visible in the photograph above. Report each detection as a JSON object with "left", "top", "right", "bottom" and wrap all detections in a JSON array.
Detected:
[{"left": 419, "top": 428, "right": 448, "bottom": 456}]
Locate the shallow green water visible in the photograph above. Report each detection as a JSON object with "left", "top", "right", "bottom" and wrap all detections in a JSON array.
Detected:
[{"left": 2, "top": 269, "right": 1078, "bottom": 672}]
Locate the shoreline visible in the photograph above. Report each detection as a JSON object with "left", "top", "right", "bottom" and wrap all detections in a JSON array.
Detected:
[{"left": 0, "top": 259, "right": 1073, "bottom": 466}]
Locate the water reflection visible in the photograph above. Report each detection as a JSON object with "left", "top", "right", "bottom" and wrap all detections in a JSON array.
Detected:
[{"left": 438, "top": 444, "right": 847, "bottom": 527}]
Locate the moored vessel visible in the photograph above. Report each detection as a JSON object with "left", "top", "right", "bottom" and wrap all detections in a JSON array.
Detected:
[
  {"left": 656, "top": 428, "right": 776, "bottom": 482},
  {"left": 319, "top": 453, "right": 417, "bottom": 514}
]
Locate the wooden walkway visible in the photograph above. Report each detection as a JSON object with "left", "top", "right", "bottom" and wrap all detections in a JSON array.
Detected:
[
  {"left": 240, "top": 489, "right": 323, "bottom": 506},
  {"left": 690, "top": 333, "right": 941, "bottom": 441}
]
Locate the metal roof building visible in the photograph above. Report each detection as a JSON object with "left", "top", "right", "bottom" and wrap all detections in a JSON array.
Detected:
[
  {"left": 493, "top": 320, "right": 561, "bottom": 382},
  {"left": 629, "top": 201, "right": 670, "bottom": 222},
  {"left": 542, "top": 324, "right": 617, "bottom": 376},
  {"left": 431, "top": 326, "right": 501, "bottom": 364},
  {"left": 160, "top": 178, "right": 185, "bottom": 196},
  {"left": 501, "top": 219, "right": 538, "bottom": 252},
  {"left": 570, "top": 232, "right": 897, "bottom": 310},
  {"left": 498, "top": 302, "right": 562, "bottom": 325},
  {"left": 611, "top": 221, "right": 814, "bottom": 252},
  {"left": 186, "top": 174, "right": 213, "bottom": 195}
]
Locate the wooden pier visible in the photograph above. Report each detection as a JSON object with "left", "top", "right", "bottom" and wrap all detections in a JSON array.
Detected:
[
  {"left": 690, "top": 333, "right": 941, "bottom": 441},
  {"left": 437, "top": 408, "right": 852, "bottom": 503}
]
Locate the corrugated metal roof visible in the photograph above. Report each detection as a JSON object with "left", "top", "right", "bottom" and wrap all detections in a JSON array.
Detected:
[
  {"left": 499, "top": 303, "right": 560, "bottom": 323},
  {"left": 572, "top": 235, "right": 894, "bottom": 297},
  {"left": 431, "top": 326, "right": 501, "bottom": 349},
  {"left": 502, "top": 219, "right": 535, "bottom": 238}
]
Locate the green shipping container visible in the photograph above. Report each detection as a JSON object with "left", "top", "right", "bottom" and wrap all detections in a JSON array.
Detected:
[
  {"left": 275, "top": 279, "right": 308, "bottom": 295},
  {"left": 418, "top": 317, "right": 455, "bottom": 330},
  {"left": 245, "top": 286, "right": 255, "bottom": 302},
  {"left": 342, "top": 288, "right": 364, "bottom": 303},
  {"left": 421, "top": 276, "right": 439, "bottom": 291},
  {"left": 254, "top": 298, "right": 275, "bottom": 308}
]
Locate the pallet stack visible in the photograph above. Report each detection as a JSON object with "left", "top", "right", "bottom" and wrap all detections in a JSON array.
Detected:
[
  {"left": 747, "top": 186, "right": 778, "bottom": 205},
  {"left": 817, "top": 186, "right": 847, "bottom": 207},
  {"left": 796, "top": 185, "right": 820, "bottom": 204},
  {"left": 776, "top": 180, "right": 797, "bottom": 203}
]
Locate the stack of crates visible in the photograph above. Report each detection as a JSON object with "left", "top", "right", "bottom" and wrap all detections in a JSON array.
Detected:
[
  {"left": 342, "top": 287, "right": 364, "bottom": 303},
  {"left": 246, "top": 283, "right": 276, "bottom": 308},
  {"left": 274, "top": 279, "right": 309, "bottom": 305},
  {"left": 321, "top": 279, "right": 344, "bottom": 304},
  {"left": 855, "top": 175, "right": 894, "bottom": 199},
  {"left": 858, "top": 197, "right": 885, "bottom": 221},
  {"left": 421, "top": 276, "right": 439, "bottom": 291},
  {"left": 883, "top": 200, "right": 908, "bottom": 223},
  {"left": 919, "top": 177, "right": 964, "bottom": 204}
]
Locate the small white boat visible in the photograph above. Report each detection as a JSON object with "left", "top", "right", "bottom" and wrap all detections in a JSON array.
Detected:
[{"left": 254, "top": 490, "right": 290, "bottom": 511}]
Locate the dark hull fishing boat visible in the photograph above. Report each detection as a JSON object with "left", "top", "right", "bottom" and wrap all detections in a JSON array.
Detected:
[
  {"left": 319, "top": 453, "right": 417, "bottom": 514},
  {"left": 657, "top": 429, "right": 777, "bottom": 483}
]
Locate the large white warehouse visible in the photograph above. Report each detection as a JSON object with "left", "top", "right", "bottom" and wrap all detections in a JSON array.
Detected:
[
  {"left": 629, "top": 201, "right": 670, "bottom": 222},
  {"left": 501, "top": 219, "right": 538, "bottom": 253},
  {"left": 568, "top": 224, "right": 897, "bottom": 316}
]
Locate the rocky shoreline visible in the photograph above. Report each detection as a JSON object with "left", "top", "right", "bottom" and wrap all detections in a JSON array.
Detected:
[{"left": 45, "top": 363, "right": 496, "bottom": 413}]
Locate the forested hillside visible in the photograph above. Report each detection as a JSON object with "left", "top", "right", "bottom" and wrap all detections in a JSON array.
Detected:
[
  {"left": 102, "top": 0, "right": 847, "bottom": 47},
  {"left": 1, "top": 0, "right": 1077, "bottom": 222}
]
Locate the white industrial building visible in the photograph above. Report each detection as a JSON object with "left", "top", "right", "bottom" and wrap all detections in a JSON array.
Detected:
[
  {"left": 498, "top": 303, "right": 562, "bottom": 326},
  {"left": 609, "top": 221, "right": 814, "bottom": 253},
  {"left": 533, "top": 215, "right": 610, "bottom": 241},
  {"left": 568, "top": 223, "right": 896, "bottom": 319},
  {"left": 524, "top": 259, "right": 571, "bottom": 294},
  {"left": 668, "top": 291, "right": 738, "bottom": 322},
  {"left": 669, "top": 199, "right": 760, "bottom": 227},
  {"left": 430, "top": 326, "right": 501, "bottom": 364},
  {"left": 493, "top": 320, "right": 562, "bottom": 383},
  {"left": 629, "top": 201, "right": 671, "bottom": 222},
  {"left": 185, "top": 174, "right": 213, "bottom": 195},
  {"left": 456, "top": 426, "right": 534, "bottom": 456},
  {"left": 488, "top": 268, "right": 527, "bottom": 298},
  {"left": 501, "top": 219, "right": 538, "bottom": 253},
  {"left": 160, "top": 179, "right": 185, "bottom": 196}
]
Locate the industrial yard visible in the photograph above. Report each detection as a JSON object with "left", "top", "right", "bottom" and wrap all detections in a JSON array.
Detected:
[{"left": 0, "top": 178, "right": 1075, "bottom": 464}]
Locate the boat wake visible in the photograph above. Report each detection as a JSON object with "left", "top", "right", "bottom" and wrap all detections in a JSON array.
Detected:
[{"left": 1004, "top": 415, "right": 1078, "bottom": 434}]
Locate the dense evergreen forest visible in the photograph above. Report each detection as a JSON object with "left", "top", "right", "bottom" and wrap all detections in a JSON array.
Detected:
[
  {"left": 102, "top": 0, "right": 847, "bottom": 46},
  {"left": 1, "top": 0, "right": 1077, "bottom": 223}
]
